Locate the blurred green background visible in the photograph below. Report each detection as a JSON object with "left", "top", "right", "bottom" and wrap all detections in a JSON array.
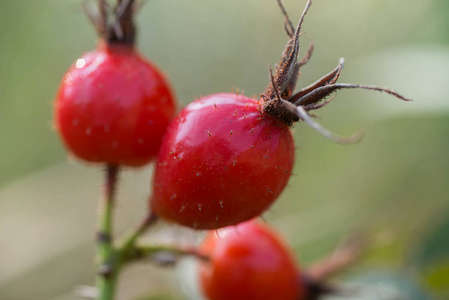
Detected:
[{"left": 1, "top": 0, "right": 449, "bottom": 299}]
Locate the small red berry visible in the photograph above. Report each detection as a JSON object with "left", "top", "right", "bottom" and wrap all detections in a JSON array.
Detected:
[
  {"left": 198, "top": 220, "right": 304, "bottom": 300},
  {"left": 55, "top": 2, "right": 176, "bottom": 166},
  {"left": 150, "top": 93, "right": 294, "bottom": 229}
]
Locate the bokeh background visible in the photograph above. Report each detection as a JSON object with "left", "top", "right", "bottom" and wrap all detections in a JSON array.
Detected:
[{"left": 1, "top": 0, "right": 449, "bottom": 299}]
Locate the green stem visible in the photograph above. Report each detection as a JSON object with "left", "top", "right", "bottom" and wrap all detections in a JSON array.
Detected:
[
  {"left": 96, "top": 165, "right": 120, "bottom": 300},
  {"left": 120, "top": 212, "right": 158, "bottom": 257},
  {"left": 95, "top": 167, "right": 159, "bottom": 300},
  {"left": 123, "top": 244, "right": 209, "bottom": 264}
]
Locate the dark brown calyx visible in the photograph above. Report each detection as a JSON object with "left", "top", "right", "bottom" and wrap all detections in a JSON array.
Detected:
[
  {"left": 261, "top": 0, "right": 411, "bottom": 144},
  {"left": 262, "top": 67, "right": 299, "bottom": 126},
  {"left": 83, "top": 0, "right": 137, "bottom": 46},
  {"left": 301, "top": 233, "right": 367, "bottom": 300}
]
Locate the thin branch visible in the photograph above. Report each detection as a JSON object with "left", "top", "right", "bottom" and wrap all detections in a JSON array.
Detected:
[
  {"left": 119, "top": 212, "right": 158, "bottom": 255},
  {"left": 126, "top": 244, "right": 210, "bottom": 265},
  {"left": 96, "top": 164, "right": 120, "bottom": 300}
]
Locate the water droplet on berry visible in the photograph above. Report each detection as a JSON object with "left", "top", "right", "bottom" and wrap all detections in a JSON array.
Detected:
[
  {"left": 137, "top": 138, "right": 144, "bottom": 144},
  {"left": 219, "top": 201, "right": 224, "bottom": 208},
  {"left": 104, "top": 124, "right": 110, "bottom": 132},
  {"left": 64, "top": 73, "right": 73, "bottom": 85},
  {"left": 198, "top": 204, "right": 202, "bottom": 211},
  {"left": 72, "top": 119, "right": 79, "bottom": 126},
  {"left": 179, "top": 205, "right": 185, "bottom": 212},
  {"left": 75, "top": 59, "right": 85, "bottom": 69},
  {"left": 170, "top": 194, "right": 177, "bottom": 200},
  {"left": 85, "top": 127, "right": 92, "bottom": 136}
]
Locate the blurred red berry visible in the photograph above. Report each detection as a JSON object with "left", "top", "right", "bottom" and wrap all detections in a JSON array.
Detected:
[
  {"left": 55, "top": 42, "right": 176, "bottom": 166},
  {"left": 198, "top": 220, "right": 304, "bottom": 300}
]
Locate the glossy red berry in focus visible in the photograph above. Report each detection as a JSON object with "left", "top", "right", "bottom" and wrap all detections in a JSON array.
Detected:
[
  {"left": 55, "top": 42, "right": 176, "bottom": 166},
  {"left": 198, "top": 220, "right": 304, "bottom": 300},
  {"left": 150, "top": 93, "right": 295, "bottom": 229}
]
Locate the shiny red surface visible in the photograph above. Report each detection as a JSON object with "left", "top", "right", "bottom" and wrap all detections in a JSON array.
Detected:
[
  {"left": 55, "top": 43, "right": 176, "bottom": 166},
  {"left": 150, "top": 93, "right": 294, "bottom": 229},
  {"left": 199, "top": 220, "right": 304, "bottom": 300}
]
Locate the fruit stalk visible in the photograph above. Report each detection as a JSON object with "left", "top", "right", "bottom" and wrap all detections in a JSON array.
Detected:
[
  {"left": 119, "top": 212, "right": 158, "bottom": 257},
  {"left": 96, "top": 165, "right": 120, "bottom": 300},
  {"left": 95, "top": 169, "right": 159, "bottom": 300}
]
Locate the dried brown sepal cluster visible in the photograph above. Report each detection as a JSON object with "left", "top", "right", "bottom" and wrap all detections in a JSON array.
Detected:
[
  {"left": 83, "top": 0, "right": 138, "bottom": 45},
  {"left": 261, "top": 0, "right": 312, "bottom": 106},
  {"left": 261, "top": 0, "right": 412, "bottom": 142}
]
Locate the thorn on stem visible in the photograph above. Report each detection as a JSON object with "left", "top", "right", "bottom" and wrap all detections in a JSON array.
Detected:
[
  {"left": 97, "top": 231, "right": 112, "bottom": 243},
  {"left": 98, "top": 263, "right": 113, "bottom": 277}
]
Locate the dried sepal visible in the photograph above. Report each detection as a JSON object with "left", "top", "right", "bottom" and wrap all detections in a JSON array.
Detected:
[
  {"left": 298, "top": 40, "right": 314, "bottom": 68},
  {"left": 109, "top": 0, "right": 136, "bottom": 45},
  {"left": 263, "top": 0, "right": 313, "bottom": 101},
  {"left": 294, "top": 83, "right": 412, "bottom": 107},
  {"left": 291, "top": 58, "right": 344, "bottom": 102},
  {"left": 305, "top": 94, "right": 336, "bottom": 111},
  {"left": 263, "top": 67, "right": 300, "bottom": 126},
  {"left": 261, "top": 0, "right": 411, "bottom": 129},
  {"left": 82, "top": 0, "right": 138, "bottom": 45},
  {"left": 276, "top": 0, "right": 294, "bottom": 38},
  {"left": 296, "top": 106, "right": 363, "bottom": 144},
  {"left": 82, "top": 0, "right": 109, "bottom": 37}
]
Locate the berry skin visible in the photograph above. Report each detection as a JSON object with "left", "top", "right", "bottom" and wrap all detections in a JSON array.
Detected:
[
  {"left": 55, "top": 42, "right": 176, "bottom": 166},
  {"left": 198, "top": 220, "right": 304, "bottom": 300},
  {"left": 150, "top": 93, "right": 295, "bottom": 229}
]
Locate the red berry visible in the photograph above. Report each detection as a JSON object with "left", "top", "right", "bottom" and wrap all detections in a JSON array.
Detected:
[
  {"left": 150, "top": 0, "right": 410, "bottom": 229},
  {"left": 198, "top": 220, "right": 304, "bottom": 300},
  {"left": 55, "top": 42, "right": 176, "bottom": 166},
  {"left": 150, "top": 93, "right": 294, "bottom": 229}
]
